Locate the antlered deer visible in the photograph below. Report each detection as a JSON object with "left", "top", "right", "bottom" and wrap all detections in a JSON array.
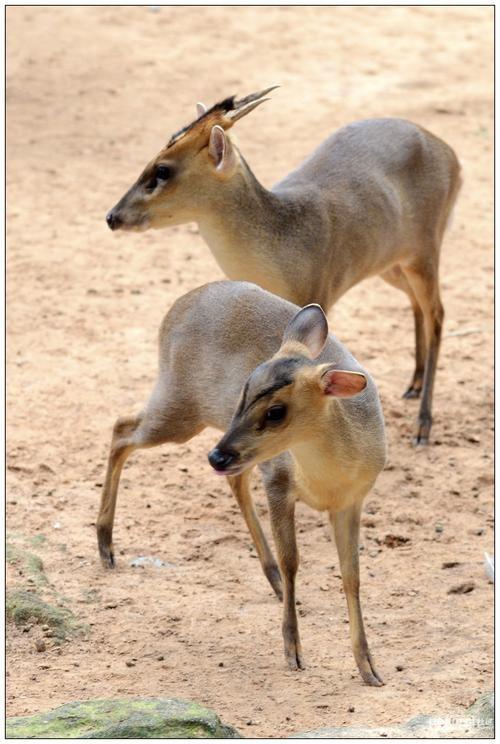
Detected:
[{"left": 106, "top": 88, "right": 461, "bottom": 445}]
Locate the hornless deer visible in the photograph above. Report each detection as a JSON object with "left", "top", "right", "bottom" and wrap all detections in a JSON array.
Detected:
[
  {"left": 97, "top": 280, "right": 386, "bottom": 685},
  {"left": 106, "top": 87, "right": 461, "bottom": 445}
]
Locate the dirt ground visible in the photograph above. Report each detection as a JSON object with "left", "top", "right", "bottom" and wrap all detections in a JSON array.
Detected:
[{"left": 6, "top": 6, "right": 493, "bottom": 738}]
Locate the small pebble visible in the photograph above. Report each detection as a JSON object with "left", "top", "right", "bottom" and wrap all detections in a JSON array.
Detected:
[
  {"left": 348, "top": 705, "right": 355, "bottom": 712},
  {"left": 448, "top": 581, "right": 475, "bottom": 594},
  {"left": 218, "top": 661, "right": 224, "bottom": 667},
  {"left": 125, "top": 660, "right": 136, "bottom": 667},
  {"left": 157, "top": 655, "right": 164, "bottom": 661},
  {"left": 396, "top": 664, "right": 404, "bottom": 671},
  {"left": 35, "top": 639, "right": 46, "bottom": 652}
]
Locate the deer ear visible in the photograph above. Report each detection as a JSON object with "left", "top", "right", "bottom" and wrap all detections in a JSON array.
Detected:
[
  {"left": 320, "top": 367, "right": 367, "bottom": 398},
  {"left": 282, "top": 304, "right": 328, "bottom": 359},
  {"left": 196, "top": 102, "right": 207, "bottom": 118},
  {"left": 208, "top": 125, "right": 237, "bottom": 174}
]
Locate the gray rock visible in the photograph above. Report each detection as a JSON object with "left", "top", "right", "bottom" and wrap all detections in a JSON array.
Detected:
[
  {"left": 289, "top": 724, "right": 404, "bottom": 738},
  {"left": 6, "top": 698, "right": 242, "bottom": 738},
  {"left": 466, "top": 690, "right": 494, "bottom": 725},
  {"left": 129, "top": 556, "right": 176, "bottom": 569},
  {"left": 290, "top": 691, "right": 494, "bottom": 739}
]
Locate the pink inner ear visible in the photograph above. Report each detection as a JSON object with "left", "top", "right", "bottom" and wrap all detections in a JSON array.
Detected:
[
  {"left": 323, "top": 370, "right": 367, "bottom": 398},
  {"left": 209, "top": 126, "right": 226, "bottom": 167}
]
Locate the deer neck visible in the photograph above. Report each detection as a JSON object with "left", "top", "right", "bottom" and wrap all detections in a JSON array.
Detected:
[
  {"left": 197, "top": 161, "right": 296, "bottom": 298},
  {"left": 289, "top": 404, "right": 378, "bottom": 511}
]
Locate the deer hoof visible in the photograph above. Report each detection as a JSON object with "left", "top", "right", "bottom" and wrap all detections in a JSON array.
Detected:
[
  {"left": 286, "top": 646, "right": 305, "bottom": 671},
  {"left": 97, "top": 527, "right": 116, "bottom": 569},
  {"left": 264, "top": 564, "right": 283, "bottom": 602},
  {"left": 412, "top": 415, "right": 432, "bottom": 446},
  {"left": 362, "top": 670, "right": 384, "bottom": 686},
  {"left": 402, "top": 386, "right": 421, "bottom": 399},
  {"left": 99, "top": 547, "right": 115, "bottom": 569}
]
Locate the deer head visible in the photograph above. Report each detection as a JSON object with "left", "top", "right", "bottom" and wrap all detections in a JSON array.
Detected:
[{"left": 106, "top": 86, "right": 279, "bottom": 232}]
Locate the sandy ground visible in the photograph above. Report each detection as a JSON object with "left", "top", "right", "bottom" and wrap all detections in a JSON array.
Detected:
[{"left": 6, "top": 6, "right": 493, "bottom": 738}]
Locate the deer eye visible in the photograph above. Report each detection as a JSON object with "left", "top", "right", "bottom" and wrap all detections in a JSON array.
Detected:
[
  {"left": 264, "top": 404, "right": 287, "bottom": 425},
  {"left": 155, "top": 165, "right": 171, "bottom": 181}
]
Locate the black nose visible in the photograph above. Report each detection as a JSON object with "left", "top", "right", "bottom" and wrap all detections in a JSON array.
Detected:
[
  {"left": 106, "top": 211, "right": 122, "bottom": 230},
  {"left": 208, "top": 448, "right": 238, "bottom": 472}
]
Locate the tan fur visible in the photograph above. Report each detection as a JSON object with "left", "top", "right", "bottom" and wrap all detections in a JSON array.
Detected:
[
  {"left": 97, "top": 281, "right": 386, "bottom": 685},
  {"left": 107, "top": 90, "right": 461, "bottom": 445},
  {"left": 209, "top": 295, "right": 386, "bottom": 683}
]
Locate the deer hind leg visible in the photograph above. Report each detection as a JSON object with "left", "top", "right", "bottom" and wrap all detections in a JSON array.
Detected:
[
  {"left": 97, "top": 391, "right": 203, "bottom": 568},
  {"left": 330, "top": 502, "right": 383, "bottom": 687},
  {"left": 261, "top": 458, "right": 303, "bottom": 670},
  {"left": 381, "top": 266, "right": 426, "bottom": 399},
  {"left": 97, "top": 414, "right": 141, "bottom": 568},
  {"left": 227, "top": 471, "right": 283, "bottom": 601},
  {"left": 401, "top": 258, "right": 444, "bottom": 446}
]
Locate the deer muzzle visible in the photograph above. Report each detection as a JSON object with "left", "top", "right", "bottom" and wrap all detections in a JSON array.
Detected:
[
  {"left": 106, "top": 210, "right": 123, "bottom": 230},
  {"left": 207, "top": 447, "right": 241, "bottom": 475}
]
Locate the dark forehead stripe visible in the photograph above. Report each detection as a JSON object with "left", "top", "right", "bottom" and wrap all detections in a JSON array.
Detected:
[
  {"left": 243, "top": 357, "right": 307, "bottom": 413},
  {"left": 167, "top": 96, "right": 236, "bottom": 148},
  {"left": 252, "top": 377, "right": 293, "bottom": 404},
  {"left": 235, "top": 379, "right": 250, "bottom": 416}
]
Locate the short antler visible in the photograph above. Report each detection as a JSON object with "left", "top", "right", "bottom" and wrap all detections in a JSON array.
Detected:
[
  {"left": 226, "top": 85, "right": 280, "bottom": 123},
  {"left": 167, "top": 85, "right": 280, "bottom": 148}
]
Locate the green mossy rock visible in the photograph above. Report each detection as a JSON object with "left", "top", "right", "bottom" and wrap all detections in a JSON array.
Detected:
[
  {"left": 6, "top": 589, "right": 81, "bottom": 640},
  {"left": 7, "top": 533, "right": 83, "bottom": 641},
  {"left": 6, "top": 698, "right": 242, "bottom": 739},
  {"left": 7, "top": 540, "right": 48, "bottom": 587}
]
